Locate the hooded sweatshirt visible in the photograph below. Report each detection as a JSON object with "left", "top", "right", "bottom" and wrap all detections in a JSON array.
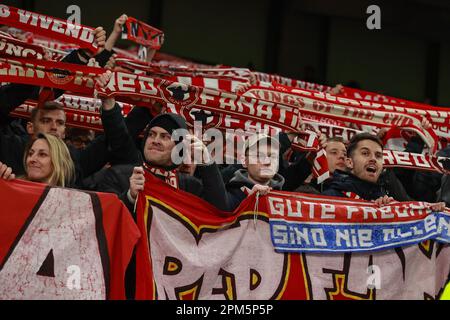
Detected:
[{"left": 226, "top": 169, "right": 285, "bottom": 211}]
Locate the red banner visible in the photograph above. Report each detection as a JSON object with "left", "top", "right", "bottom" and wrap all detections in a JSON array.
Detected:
[
  {"left": 121, "top": 17, "right": 164, "bottom": 50},
  {"left": 135, "top": 173, "right": 450, "bottom": 300},
  {"left": 0, "top": 179, "right": 140, "bottom": 299},
  {"left": 0, "top": 5, "right": 98, "bottom": 53}
]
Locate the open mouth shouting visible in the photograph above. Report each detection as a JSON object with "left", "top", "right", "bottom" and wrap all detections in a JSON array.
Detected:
[{"left": 365, "top": 164, "right": 379, "bottom": 180}]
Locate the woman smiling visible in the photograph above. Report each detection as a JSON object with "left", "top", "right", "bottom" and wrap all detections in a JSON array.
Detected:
[{"left": 0, "top": 133, "right": 75, "bottom": 188}]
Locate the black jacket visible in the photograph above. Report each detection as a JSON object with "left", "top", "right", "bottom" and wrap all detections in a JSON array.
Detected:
[
  {"left": 97, "top": 162, "right": 230, "bottom": 214},
  {"left": 226, "top": 169, "right": 285, "bottom": 211},
  {"left": 276, "top": 132, "right": 314, "bottom": 192},
  {"left": 393, "top": 136, "right": 444, "bottom": 202},
  {"left": 322, "top": 170, "right": 386, "bottom": 200}
]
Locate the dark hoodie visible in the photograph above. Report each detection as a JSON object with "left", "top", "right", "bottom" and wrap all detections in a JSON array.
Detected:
[
  {"left": 321, "top": 169, "right": 385, "bottom": 200},
  {"left": 226, "top": 169, "right": 285, "bottom": 211}
]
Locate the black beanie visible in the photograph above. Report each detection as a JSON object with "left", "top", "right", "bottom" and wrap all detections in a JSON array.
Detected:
[
  {"left": 147, "top": 113, "right": 187, "bottom": 136},
  {"left": 142, "top": 113, "right": 188, "bottom": 151}
]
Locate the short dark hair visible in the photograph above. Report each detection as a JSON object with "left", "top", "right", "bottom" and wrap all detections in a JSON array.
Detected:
[
  {"left": 30, "top": 102, "right": 65, "bottom": 123},
  {"left": 346, "top": 133, "right": 383, "bottom": 157}
]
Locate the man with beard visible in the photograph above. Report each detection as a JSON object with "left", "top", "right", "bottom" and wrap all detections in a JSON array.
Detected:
[
  {"left": 322, "top": 133, "right": 445, "bottom": 210},
  {"left": 102, "top": 112, "right": 229, "bottom": 213}
]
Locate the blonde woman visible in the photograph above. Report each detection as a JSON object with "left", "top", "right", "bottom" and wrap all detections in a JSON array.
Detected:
[{"left": 0, "top": 133, "right": 75, "bottom": 187}]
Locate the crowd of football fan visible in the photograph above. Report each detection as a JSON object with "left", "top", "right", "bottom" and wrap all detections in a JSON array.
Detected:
[{"left": 1, "top": 13, "right": 448, "bottom": 298}]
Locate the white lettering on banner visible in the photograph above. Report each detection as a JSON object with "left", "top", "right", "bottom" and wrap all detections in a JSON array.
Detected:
[
  {"left": 272, "top": 224, "right": 288, "bottom": 244},
  {"left": 273, "top": 225, "right": 330, "bottom": 247},
  {"left": 335, "top": 229, "right": 373, "bottom": 248},
  {"left": 117, "top": 73, "right": 136, "bottom": 92},
  {"left": 0, "top": 60, "right": 45, "bottom": 79},
  {"left": 395, "top": 152, "right": 413, "bottom": 166},
  {"left": 73, "top": 71, "right": 96, "bottom": 88},
  {"left": 139, "top": 77, "right": 158, "bottom": 95},
  {"left": 51, "top": 20, "right": 65, "bottom": 33},
  {"left": 0, "top": 5, "right": 11, "bottom": 18},
  {"left": 267, "top": 196, "right": 431, "bottom": 222},
  {"left": 0, "top": 41, "right": 43, "bottom": 59},
  {"left": 66, "top": 23, "right": 81, "bottom": 38},
  {"left": 17, "top": 9, "right": 32, "bottom": 24},
  {"left": 148, "top": 204, "right": 286, "bottom": 300},
  {"left": 11, "top": 8, "right": 95, "bottom": 45},
  {"left": 0, "top": 188, "right": 106, "bottom": 299},
  {"left": 311, "top": 229, "right": 327, "bottom": 246},
  {"left": 79, "top": 28, "right": 94, "bottom": 43},
  {"left": 200, "top": 89, "right": 218, "bottom": 105},
  {"left": 424, "top": 215, "right": 437, "bottom": 233},
  {"left": 268, "top": 197, "right": 284, "bottom": 217},
  {"left": 361, "top": 206, "right": 378, "bottom": 220},
  {"left": 410, "top": 153, "right": 432, "bottom": 169},
  {"left": 438, "top": 217, "right": 450, "bottom": 236}
]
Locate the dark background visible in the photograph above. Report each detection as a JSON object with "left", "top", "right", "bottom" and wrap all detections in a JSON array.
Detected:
[{"left": 4, "top": 0, "right": 450, "bottom": 106}]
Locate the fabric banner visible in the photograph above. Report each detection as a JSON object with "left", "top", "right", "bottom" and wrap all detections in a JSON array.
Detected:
[
  {"left": 336, "top": 86, "right": 450, "bottom": 138},
  {"left": 252, "top": 71, "right": 333, "bottom": 93},
  {"left": 0, "top": 32, "right": 46, "bottom": 60},
  {"left": 10, "top": 95, "right": 134, "bottom": 131},
  {"left": 121, "top": 16, "right": 164, "bottom": 50},
  {"left": 0, "top": 56, "right": 102, "bottom": 95},
  {"left": 341, "top": 86, "right": 436, "bottom": 109},
  {"left": 241, "top": 84, "right": 439, "bottom": 152},
  {"left": 2, "top": 61, "right": 450, "bottom": 175},
  {"left": 0, "top": 5, "right": 98, "bottom": 53},
  {"left": 267, "top": 191, "right": 450, "bottom": 253},
  {"left": 0, "top": 179, "right": 140, "bottom": 299},
  {"left": 115, "top": 57, "right": 252, "bottom": 82},
  {"left": 167, "top": 75, "right": 247, "bottom": 93},
  {"left": 135, "top": 173, "right": 450, "bottom": 300}
]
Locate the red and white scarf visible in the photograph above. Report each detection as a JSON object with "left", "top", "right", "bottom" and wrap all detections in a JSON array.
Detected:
[
  {"left": 143, "top": 163, "right": 179, "bottom": 189},
  {"left": 2, "top": 58, "right": 450, "bottom": 177},
  {"left": 240, "top": 83, "right": 438, "bottom": 153},
  {"left": 121, "top": 16, "right": 164, "bottom": 50},
  {"left": 0, "top": 5, "right": 98, "bottom": 53},
  {"left": 252, "top": 71, "right": 333, "bottom": 92}
]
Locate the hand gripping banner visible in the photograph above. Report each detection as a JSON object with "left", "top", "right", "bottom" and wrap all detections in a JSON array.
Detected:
[{"left": 134, "top": 173, "right": 450, "bottom": 300}]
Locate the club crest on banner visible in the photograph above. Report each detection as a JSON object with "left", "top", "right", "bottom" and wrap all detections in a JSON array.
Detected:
[
  {"left": 159, "top": 80, "right": 199, "bottom": 108},
  {"left": 182, "top": 107, "right": 223, "bottom": 130},
  {"left": 46, "top": 68, "right": 74, "bottom": 85}
]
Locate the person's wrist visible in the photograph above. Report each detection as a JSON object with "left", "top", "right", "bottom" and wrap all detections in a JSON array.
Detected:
[
  {"left": 127, "top": 189, "right": 137, "bottom": 203},
  {"left": 102, "top": 98, "right": 115, "bottom": 111}
]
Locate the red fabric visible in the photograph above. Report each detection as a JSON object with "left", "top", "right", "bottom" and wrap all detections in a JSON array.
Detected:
[
  {"left": 0, "top": 33, "right": 46, "bottom": 60},
  {"left": 0, "top": 5, "right": 98, "bottom": 53},
  {"left": 241, "top": 83, "right": 438, "bottom": 153},
  {"left": 133, "top": 174, "right": 450, "bottom": 300},
  {"left": 0, "top": 179, "right": 140, "bottom": 300},
  {"left": 121, "top": 16, "right": 164, "bottom": 50},
  {"left": 0, "top": 56, "right": 103, "bottom": 95},
  {"left": 134, "top": 172, "right": 239, "bottom": 300},
  {"left": 253, "top": 71, "right": 333, "bottom": 93}
]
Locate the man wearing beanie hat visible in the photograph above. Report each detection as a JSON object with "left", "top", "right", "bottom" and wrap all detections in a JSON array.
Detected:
[
  {"left": 226, "top": 133, "right": 285, "bottom": 211},
  {"left": 101, "top": 112, "right": 229, "bottom": 214}
]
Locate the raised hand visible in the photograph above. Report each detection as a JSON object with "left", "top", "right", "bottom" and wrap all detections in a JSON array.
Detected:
[{"left": 0, "top": 162, "right": 15, "bottom": 181}]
